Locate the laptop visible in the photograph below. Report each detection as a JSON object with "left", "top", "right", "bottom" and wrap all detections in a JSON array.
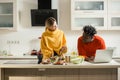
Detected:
[{"left": 91, "top": 49, "right": 113, "bottom": 63}]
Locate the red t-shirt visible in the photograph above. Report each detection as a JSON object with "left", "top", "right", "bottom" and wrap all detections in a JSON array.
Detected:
[{"left": 77, "top": 35, "right": 106, "bottom": 58}]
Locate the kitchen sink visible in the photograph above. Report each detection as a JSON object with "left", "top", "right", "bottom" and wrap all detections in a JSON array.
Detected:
[{"left": 4, "top": 60, "right": 38, "bottom": 64}]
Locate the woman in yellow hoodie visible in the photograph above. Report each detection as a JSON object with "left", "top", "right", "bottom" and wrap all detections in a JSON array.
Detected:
[{"left": 40, "top": 17, "right": 67, "bottom": 63}]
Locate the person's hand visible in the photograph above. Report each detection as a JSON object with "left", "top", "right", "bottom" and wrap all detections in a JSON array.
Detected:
[
  {"left": 59, "top": 46, "right": 67, "bottom": 54},
  {"left": 42, "top": 59, "right": 50, "bottom": 64},
  {"left": 37, "top": 50, "right": 42, "bottom": 55},
  {"left": 85, "top": 56, "right": 94, "bottom": 61}
]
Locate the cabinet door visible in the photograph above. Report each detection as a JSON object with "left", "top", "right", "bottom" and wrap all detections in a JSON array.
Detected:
[
  {"left": 108, "top": 15, "right": 120, "bottom": 30},
  {"left": 118, "top": 68, "right": 120, "bottom": 80},
  {"left": 0, "top": 68, "right": 1, "bottom": 80},
  {"left": 71, "top": 0, "right": 107, "bottom": 15},
  {"left": 108, "top": 0, "right": 120, "bottom": 30},
  {"left": 79, "top": 68, "right": 117, "bottom": 80},
  {"left": 71, "top": 14, "right": 107, "bottom": 30},
  {"left": 71, "top": 0, "right": 107, "bottom": 30},
  {"left": 5, "top": 68, "right": 44, "bottom": 80},
  {"left": 108, "top": 0, "right": 120, "bottom": 14},
  {"left": 0, "top": 0, "right": 17, "bottom": 30}
]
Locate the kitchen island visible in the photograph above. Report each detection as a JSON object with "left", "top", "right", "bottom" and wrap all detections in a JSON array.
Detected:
[
  {"left": 0, "top": 60, "right": 120, "bottom": 80},
  {"left": 0, "top": 55, "right": 37, "bottom": 60}
]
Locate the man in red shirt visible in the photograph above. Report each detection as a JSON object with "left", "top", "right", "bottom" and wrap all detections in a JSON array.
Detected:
[{"left": 77, "top": 25, "right": 106, "bottom": 61}]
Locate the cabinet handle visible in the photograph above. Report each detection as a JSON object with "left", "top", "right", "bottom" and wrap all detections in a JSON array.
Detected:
[{"left": 38, "top": 68, "right": 46, "bottom": 71}]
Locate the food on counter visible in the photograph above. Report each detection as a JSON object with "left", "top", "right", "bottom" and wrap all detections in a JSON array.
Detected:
[
  {"left": 71, "top": 51, "right": 77, "bottom": 55},
  {"left": 41, "top": 55, "right": 84, "bottom": 65},
  {"left": 42, "top": 59, "right": 51, "bottom": 64},
  {"left": 53, "top": 60, "right": 65, "bottom": 65},
  {"left": 70, "top": 51, "right": 85, "bottom": 64},
  {"left": 41, "top": 56, "right": 65, "bottom": 65},
  {"left": 50, "top": 56, "right": 57, "bottom": 63},
  {"left": 71, "top": 51, "right": 78, "bottom": 57},
  {"left": 71, "top": 56, "right": 84, "bottom": 64},
  {"left": 50, "top": 56, "right": 65, "bottom": 65}
]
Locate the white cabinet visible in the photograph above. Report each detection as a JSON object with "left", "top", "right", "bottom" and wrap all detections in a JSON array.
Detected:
[
  {"left": 0, "top": 0, "right": 17, "bottom": 30},
  {"left": 108, "top": 0, "right": 120, "bottom": 30},
  {"left": 71, "top": 0, "right": 120, "bottom": 30},
  {"left": 118, "top": 68, "right": 120, "bottom": 80},
  {"left": 71, "top": 0, "right": 107, "bottom": 30},
  {"left": 71, "top": 14, "right": 107, "bottom": 30},
  {"left": 71, "top": 0, "right": 107, "bottom": 14}
]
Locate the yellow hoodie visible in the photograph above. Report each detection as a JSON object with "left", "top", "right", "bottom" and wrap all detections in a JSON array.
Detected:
[{"left": 41, "top": 28, "right": 67, "bottom": 60}]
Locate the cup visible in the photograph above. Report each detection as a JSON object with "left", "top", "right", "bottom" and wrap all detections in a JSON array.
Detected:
[{"left": 65, "top": 56, "right": 70, "bottom": 63}]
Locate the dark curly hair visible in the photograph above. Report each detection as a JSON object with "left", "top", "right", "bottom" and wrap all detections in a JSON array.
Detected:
[{"left": 83, "top": 25, "right": 97, "bottom": 37}]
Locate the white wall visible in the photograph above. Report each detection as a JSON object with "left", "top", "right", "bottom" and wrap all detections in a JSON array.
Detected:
[{"left": 0, "top": 0, "right": 120, "bottom": 57}]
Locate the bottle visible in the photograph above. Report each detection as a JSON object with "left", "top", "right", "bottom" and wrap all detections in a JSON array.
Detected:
[
  {"left": 76, "top": 6, "right": 80, "bottom": 10},
  {"left": 100, "top": 5, "right": 103, "bottom": 10}
]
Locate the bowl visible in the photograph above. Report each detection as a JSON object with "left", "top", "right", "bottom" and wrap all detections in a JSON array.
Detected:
[{"left": 71, "top": 56, "right": 84, "bottom": 64}]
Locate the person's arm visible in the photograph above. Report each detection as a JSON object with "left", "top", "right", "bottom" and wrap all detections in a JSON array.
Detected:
[
  {"left": 59, "top": 33, "right": 67, "bottom": 55},
  {"left": 77, "top": 41, "right": 94, "bottom": 61},
  {"left": 98, "top": 37, "right": 106, "bottom": 49},
  {"left": 62, "top": 33, "right": 67, "bottom": 46},
  {"left": 77, "top": 37, "right": 87, "bottom": 57},
  {"left": 41, "top": 35, "right": 52, "bottom": 60}
]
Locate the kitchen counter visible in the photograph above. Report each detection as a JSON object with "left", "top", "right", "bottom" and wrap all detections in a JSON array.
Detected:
[
  {"left": 0, "top": 59, "right": 120, "bottom": 80},
  {"left": 0, "top": 59, "right": 120, "bottom": 68},
  {"left": 0, "top": 55, "right": 37, "bottom": 60}
]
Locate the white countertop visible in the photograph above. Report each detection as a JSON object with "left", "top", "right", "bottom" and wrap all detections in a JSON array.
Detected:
[
  {"left": 0, "top": 55, "right": 37, "bottom": 59},
  {"left": 0, "top": 56, "right": 119, "bottom": 59},
  {"left": 0, "top": 59, "right": 120, "bottom": 68}
]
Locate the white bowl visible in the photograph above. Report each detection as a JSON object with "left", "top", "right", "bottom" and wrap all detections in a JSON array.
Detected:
[{"left": 71, "top": 57, "right": 84, "bottom": 64}]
